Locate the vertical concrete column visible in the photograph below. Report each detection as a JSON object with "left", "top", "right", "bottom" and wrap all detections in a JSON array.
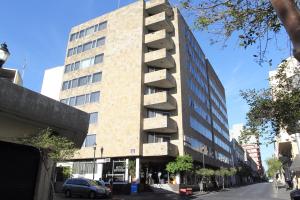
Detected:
[
  {"left": 296, "top": 133, "right": 300, "bottom": 154},
  {"left": 176, "top": 173, "right": 180, "bottom": 184},
  {"left": 135, "top": 157, "right": 140, "bottom": 183},
  {"left": 125, "top": 158, "right": 129, "bottom": 182},
  {"left": 95, "top": 162, "right": 103, "bottom": 180}
]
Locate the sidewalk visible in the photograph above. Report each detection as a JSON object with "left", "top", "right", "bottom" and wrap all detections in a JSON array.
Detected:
[{"left": 272, "top": 187, "right": 291, "bottom": 200}]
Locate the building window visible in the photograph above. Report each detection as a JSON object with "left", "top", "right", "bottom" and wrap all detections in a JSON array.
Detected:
[
  {"left": 148, "top": 133, "right": 170, "bottom": 143},
  {"left": 75, "top": 95, "right": 86, "bottom": 106},
  {"left": 89, "top": 112, "right": 98, "bottom": 124},
  {"left": 64, "top": 54, "right": 104, "bottom": 74},
  {"left": 78, "top": 76, "right": 91, "bottom": 87},
  {"left": 69, "top": 97, "right": 76, "bottom": 106},
  {"left": 94, "top": 54, "right": 104, "bottom": 64},
  {"left": 60, "top": 91, "right": 100, "bottom": 107},
  {"left": 96, "top": 37, "right": 105, "bottom": 47},
  {"left": 73, "top": 161, "right": 97, "bottom": 174},
  {"left": 83, "top": 41, "right": 92, "bottom": 52},
  {"left": 62, "top": 81, "right": 69, "bottom": 90},
  {"left": 82, "top": 134, "right": 96, "bottom": 147},
  {"left": 90, "top": 91, "right": 100, "bottom": 103},
  {"left": 92, "top": 72, "right": 102, "bottom": 83},
  {"left": 67, "top": 37, "right": 106, "bottom": 57},
  {"left": 69, "top": 21, "right": 107, "bottom": 42},
  {"left": 98, "top": 21, "right": 107, "bottom": 31}
]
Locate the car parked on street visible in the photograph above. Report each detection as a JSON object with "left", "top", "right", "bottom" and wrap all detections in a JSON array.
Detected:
[
  {"left": 62, "top": 178, "right": 111, "bottom": 199},
  {"left": 290, "top": 189, "right": 300, "bottom": 200}
]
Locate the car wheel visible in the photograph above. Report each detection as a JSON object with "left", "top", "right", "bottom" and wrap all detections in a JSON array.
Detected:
[
  {"left": 65, "top": 190, "right": 71, "bottom": 198},
  {"left": 105, "top": 193, "right": 112, "bottom": 199},
  {"left": 89, "top": 191, "right": 96, "bottom": 199}
]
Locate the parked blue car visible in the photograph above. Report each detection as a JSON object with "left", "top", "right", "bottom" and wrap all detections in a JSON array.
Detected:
[{"left": 62, "top": 178, "right": 111, "bottom": 199}]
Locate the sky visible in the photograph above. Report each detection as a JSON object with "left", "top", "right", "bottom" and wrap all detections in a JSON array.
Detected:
[{"left": 0, "top": 0, "right": 293, "bottom": 170}]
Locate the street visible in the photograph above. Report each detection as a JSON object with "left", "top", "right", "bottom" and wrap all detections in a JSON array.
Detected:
[
  {"left": 196, "top": 183, "right": 290, "bottom": 200},
  {"left": 54, "top": 183, "right": 290, "bottom": 200}
]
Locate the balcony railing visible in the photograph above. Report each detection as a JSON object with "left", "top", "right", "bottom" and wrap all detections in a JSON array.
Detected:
[
  {"left": 144, "top": 69, "right": 176, "bottom": 88},
  {"left": 144, "top": 48, "right": 175, "bottom": 68},
  {"left": 146, "top": 0, "right": 173, "bottom": 16},
  {"left": 143, "top": 116, "right": 177, "bottom": 133},
  {"left": 145, "top": 29, "right": 174, "bottom": 50},
  {"left": 143, "top": 142, "right": 178, "bottom": 157},
  {"left": 145, "top": 12, "right": 174, "bottom": 32},
  {"left": 144, "top": 91, "right": 176, "bottom": 111}
]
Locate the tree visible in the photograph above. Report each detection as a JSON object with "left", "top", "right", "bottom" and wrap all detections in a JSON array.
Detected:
[
  {"left": 266, "top": 157, "right": 282, "bottom": 189},
  {"left": 196, "top": 168, "right": 215, "bottom": 191},
  {"left": 240, "top": 60, "right": 300, "bottom": 143},
  {"left": 19, "top": 128, "right": 77, "bottom": 199},
  {"left": 128, "top": 160, "right": 136, "bottom": 182},
  {"left": 196, "top": 168, "right": 215, "bottom": 178},
  {"left": 214, "top": 167, "right": 236, "bottom": 189},
  {"left": 166, "top": 155, "right": 193, "bottom": 184},
  {"left": 19, "top": 128, "right": 77, "bottom": 162},
  {"left": 180, "top": 0, "right": 300, "bottom": 63}
]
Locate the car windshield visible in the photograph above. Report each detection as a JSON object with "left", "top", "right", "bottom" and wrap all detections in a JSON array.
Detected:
[{"left": 88, "top": 180, "right": 98, "bottom": 186}]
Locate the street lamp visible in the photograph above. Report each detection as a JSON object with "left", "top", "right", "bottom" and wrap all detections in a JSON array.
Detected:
[
  {"left": 100, "top": 146, "right": 104, "bottom": 158},
  {"left": 92, "top": 143, "right": 97, "bottom": 180},
  {"left": 0, "top": 43, "right": 10, "bottom": 68}
]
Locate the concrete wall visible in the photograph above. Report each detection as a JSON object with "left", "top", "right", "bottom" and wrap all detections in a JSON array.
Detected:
[
  {"left": 41, "top": 66, "right": 64, "bottom": 100},
  {"left": 0, "top": 79, "right": 89, "bottom": 147}
]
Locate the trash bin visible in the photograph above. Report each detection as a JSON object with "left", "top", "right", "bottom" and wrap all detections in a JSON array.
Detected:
[{"left": 131, "top": 183, "right": 138, "bottom": 194}]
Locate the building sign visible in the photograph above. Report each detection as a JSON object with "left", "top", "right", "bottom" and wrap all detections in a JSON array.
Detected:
[{"left": 113, "top": 160, "right": 125, "bottom": 173}]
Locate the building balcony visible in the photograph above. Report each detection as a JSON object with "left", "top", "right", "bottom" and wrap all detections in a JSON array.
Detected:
[
  {"left": 143, "top": 142, "right": 178, "bottom": 157},
  {"left": 144, "top": 48, "right": 175, "bottom": 68},
  {"left": 145, "top": 12, "right": 174, "bottom": 32},
  {"left": 145, "top": 29, "right": 174, "bottom": 50},
  {"left": 144, "top": 91, "right": 176, "bottom": 111},
  {"left": 143, "top": 116, "right": 177, "bottom": 133},
  {"left": 144, "top": 69, "right": 176, "bottom": 89},
  {"left": 146, "top": 0, "right": 173, "bottom": 16}
]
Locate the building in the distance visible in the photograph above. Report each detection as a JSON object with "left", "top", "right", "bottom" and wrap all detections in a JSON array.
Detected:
[
  {"left": 42, "top": 0, "right": 232, "bottom": 184},
  {"left": 0, "top": 67, "right": 23, "bottom": 85},
  {"left": 230, "top": 123, "right": 263, "bottom": 175},
  {"left": 41, "top": 66, "right": 64, "bottom": 100},
  {"left": 269, "top": 56, "right": 300, "bottom": 186}
]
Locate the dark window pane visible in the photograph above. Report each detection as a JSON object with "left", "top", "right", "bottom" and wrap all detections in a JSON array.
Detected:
[
  {"left": 98, "top": 21, "right": 107, "bottom": 31},
  {"left": 96, "top": 37, "right": 105, "bottom": 47},
  {"left": 94, "top": 24, "right": 98, "bottom": 32},
  {"left": 75, "top": 95, "right": 86, "bottom": 106},
  {"left": 79, "top": 30, "right": 85, "bottom": 38},
  {"left": 92, "top": 72, "right": 102, "bottom": 83},
  {"left": 64, "top": 65, "right": 71, "bottom": 73},
  {"left": 73, "top": 47, "right": 77, "bottom": 55},
  {"left": 89, "top": 112, "right": 98, "bottom": 124},
  {"left": 78, "top": 76, "right": 88, "bottom": 86},
  {"left": 71, "top": 79, "right": 78, "bottom": 88},
  {"left": 83, "top": 41, "right": 92, "bottom": 52},
  {"left": 62, "top": 81, "right": 69, "bottom": 90},
  {"left": 67, "top": 48, "right": 73, "bottom": 57},
  {"left": 86, "top": 26, "right": 94, "bottom": 35},
  {"left": 84, "top": 134, "right": 96, "bottom": 147},
  {"left": 148, "top": 133, "right": 155, "bottom": 143},
  {"left": 92, "top": 40, "right": 97, "bottom": 48},
  {"left": 69, "top": 97, "right": 76, "bottom": 106},
  {"left": 90, "top": 91, "right": 100, "bottom": 103},
  {"left": 77, "top": 45, "right": 82, "bottom": 54},
  {"left": 94, "top": 54, "right": 104, "bottom": 64},
  {"left": 75, "top": 61, "right": 80, "bottom": 70},
  {"left": 70, "top": 33, "right": 76, "bottom": 41}
]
